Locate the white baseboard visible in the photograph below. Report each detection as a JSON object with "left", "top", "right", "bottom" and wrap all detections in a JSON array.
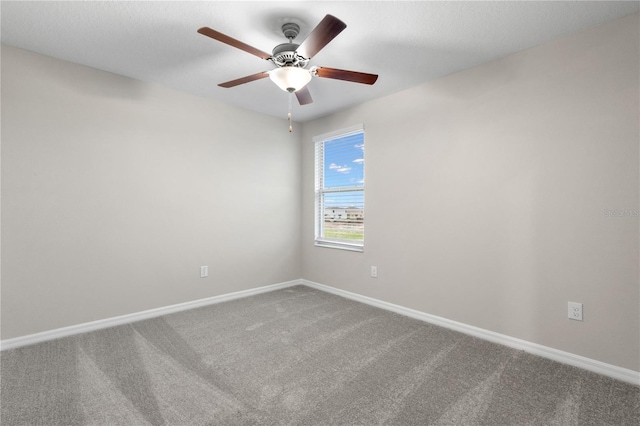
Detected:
[
  {"left": 0, "top": 279, "right": 302, "bottom": 351},
  {"left": 2, "top": 277, "right": 638, "bottom": 386},
  {"left": 301, "top": 279, "right": 640, "bottom": 386}
]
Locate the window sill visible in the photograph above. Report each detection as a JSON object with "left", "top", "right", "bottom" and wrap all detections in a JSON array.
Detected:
[{"left": 314, "top": 240, "right": 364, "bottom": 252}]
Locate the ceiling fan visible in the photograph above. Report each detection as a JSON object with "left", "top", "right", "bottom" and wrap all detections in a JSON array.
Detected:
[{"left": 197, "top": 14, "right": 378, "bottom": 107}]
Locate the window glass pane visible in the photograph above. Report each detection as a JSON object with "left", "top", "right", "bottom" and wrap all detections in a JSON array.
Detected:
[
  {"left": 323, "top": 190, "right": 364, "bottom": 210},
  {"left": 323, "top": 190, "right": 364, "bottom": 241},
  {"left": 323, "top": 133, "right": 364, "bottom": 189}
]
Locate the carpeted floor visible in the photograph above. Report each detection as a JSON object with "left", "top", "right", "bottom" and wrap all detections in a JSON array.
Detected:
[{"left": 1, "top": 285, "right": 638, "bottom": 425}]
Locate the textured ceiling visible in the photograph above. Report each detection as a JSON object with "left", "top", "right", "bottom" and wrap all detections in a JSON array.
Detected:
[{"left": 1, "top": 1, "right": 638, "bottom": 122}]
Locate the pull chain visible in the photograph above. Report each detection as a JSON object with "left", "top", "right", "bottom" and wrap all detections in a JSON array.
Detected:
[{"left": 288, "top": 91, "right": 293, "bottom": 132}]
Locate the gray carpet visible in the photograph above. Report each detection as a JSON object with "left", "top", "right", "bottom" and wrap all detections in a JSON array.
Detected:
[{"left": 1, "top": 285, "right": 638, "bottom": 425}]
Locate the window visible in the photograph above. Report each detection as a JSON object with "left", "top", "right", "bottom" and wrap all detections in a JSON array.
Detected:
[{"left": 314, "top": 124, "right": 365, "bottom": 251}]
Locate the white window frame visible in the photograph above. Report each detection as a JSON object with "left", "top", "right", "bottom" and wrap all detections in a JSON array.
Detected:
[{"left": 313, "top": 124, "right": 365, "bottom": 252}]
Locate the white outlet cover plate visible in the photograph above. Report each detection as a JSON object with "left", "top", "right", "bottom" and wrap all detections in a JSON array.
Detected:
[{"left": 568, "top": 302, "right": 583, "bottom": 321}]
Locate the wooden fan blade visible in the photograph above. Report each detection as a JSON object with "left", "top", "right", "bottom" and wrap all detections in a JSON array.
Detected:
[
  {"left": 315, "top": 67, "right": 378, "bottom": 85},
  {"left": 296, "top": 15, "right": 346, "bottom": 59},
  {"left": 295, "top": 86, "right": 313, "bottom": 105},
  {"left": 218, "top": 71, "right": 270, "bottom": 88},
  {"left": 198, "top": 27, "right": 272, "bottom": 60}
]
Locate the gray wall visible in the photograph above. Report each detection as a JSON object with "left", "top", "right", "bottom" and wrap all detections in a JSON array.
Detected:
[
  {"left": 301, "top": 14, "right": 639, "bottom": 371},
  {"left": 1, "top": 45, "right": 302, "bottom": 339}
]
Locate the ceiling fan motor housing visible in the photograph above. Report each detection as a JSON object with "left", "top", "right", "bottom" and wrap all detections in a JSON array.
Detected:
[{"left": 271, "top": 43, "right": 308, "bottom": 68}]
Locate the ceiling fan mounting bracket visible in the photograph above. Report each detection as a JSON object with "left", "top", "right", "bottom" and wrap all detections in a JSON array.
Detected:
[{"left": 281, "top": 22, "right": 300, "bottom": 41}]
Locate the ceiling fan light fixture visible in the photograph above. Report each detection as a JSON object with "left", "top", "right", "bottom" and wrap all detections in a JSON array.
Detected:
[{"left": 269, "top": 67, "right": 312, "bottom": 92}]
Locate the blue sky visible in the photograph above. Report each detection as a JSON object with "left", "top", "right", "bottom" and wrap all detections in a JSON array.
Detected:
[{"left": 323, "top": 132, "right": 364, "bottom": 209}]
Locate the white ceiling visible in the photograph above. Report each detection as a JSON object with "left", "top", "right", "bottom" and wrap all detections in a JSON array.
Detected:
[{"left": 2, "top": 1, "right": 638, "bottom": 122}]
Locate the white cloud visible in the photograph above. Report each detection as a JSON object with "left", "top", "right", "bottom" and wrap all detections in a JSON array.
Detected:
[
  {"left": 329, "top": 163, "right": 351, "bottom": 173},
  {"left": 354, "top": 143, "right": 364, "bottom": 151},
  {"left": 353, "top": 158, "right": 364, "bottom": 163}
]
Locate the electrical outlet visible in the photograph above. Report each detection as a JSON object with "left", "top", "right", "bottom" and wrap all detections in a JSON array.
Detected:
[
  {"left": 568, "top": 302, "right": 583, "bottom": 321},
  {"left": 200, "top": 266, "right": 208, "bottom": 278},
  {"left": 371, "top": 266, "right": 378, "bottom": 278}
]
